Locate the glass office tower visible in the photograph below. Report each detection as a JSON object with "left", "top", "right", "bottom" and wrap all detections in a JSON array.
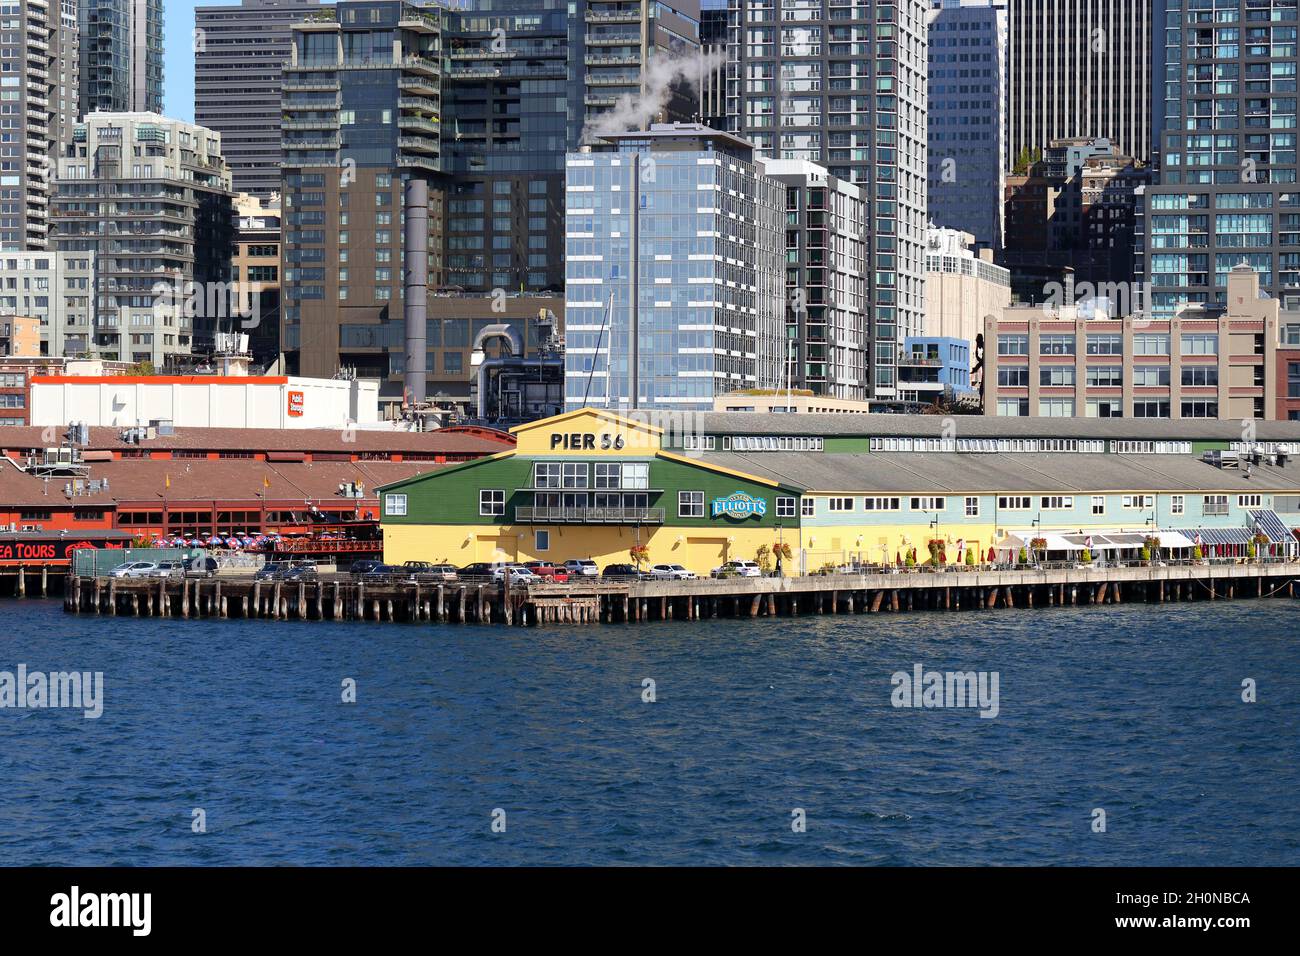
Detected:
[
  {"left": 564, "top": 125, "right": 785, "bottom": 410},
  {"left": 79, "top": 0, "right": 163, "bottom": 114},
  {"left": 927, "top": 0, "right": 1007, "bottom": 251},
  {"left": 1144, "top": 0, "right": 1300, "bottom": 317}
]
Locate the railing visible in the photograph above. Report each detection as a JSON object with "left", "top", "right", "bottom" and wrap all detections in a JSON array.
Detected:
[
  {"left": 514, "top": 506, "right": 666, "bottom": 524},
  {"left": 805, "top": 555, "right": 1300, "bottom": 576}
]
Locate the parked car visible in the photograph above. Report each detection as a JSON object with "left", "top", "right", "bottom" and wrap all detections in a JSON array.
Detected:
[
  {"left": 491, "top": 563, "right": 539, "bottom": 584},
  {"left": 184, "top": 556, "right": 219, "bottom": 579},
  {"left": 711, "top": 560, "right": 762, "bottom": 578},
  {"left": 255, "top": 562, "right": 292, "bottom": 581},
  {"left": 280, "top": 563, "right": 319, "bottom": 582},
  {"left": 147, "top": 561, "right": 185, "bottom": 579},
  {"left": 563, "top": 559, "right": 600, "bottom": 577},
  {"left": 523, "top": 562, "right": 568, "bottom": 582},
  {"left": 404, "top": 562, "right": 458, "bottom": 582},
  {"left": 349, "top": 559, "right": 386, "bottom": 579},
  {"left": 648, "top": 563, "right": 695, "bottom": 580},
  {"left": 459, "top": 562, "right": 496, "bottom": 578},
  {"left": 602, "top": 563, "right": 648, "bottom": 580},
  {"left": 108, "top": 561, "right": 158, "bottom": 579},
  {"left": 358, "top": 563, "right": 398, "bottom": 581}
]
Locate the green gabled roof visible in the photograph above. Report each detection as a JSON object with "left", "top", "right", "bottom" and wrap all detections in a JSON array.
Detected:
[{"left": 375, "top": 450, "right": 517, "bottom": 494}]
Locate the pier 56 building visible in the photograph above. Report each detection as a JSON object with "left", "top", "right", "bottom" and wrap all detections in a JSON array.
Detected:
[{"left": 377, "top": 408, "right": 1300, "bottom": 575}]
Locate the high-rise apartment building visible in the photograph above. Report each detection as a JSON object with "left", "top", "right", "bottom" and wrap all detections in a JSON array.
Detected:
[
  {"left": 1143, "top": 0, "right": 1300, "bottom": 318},
  {"left": 279, "top": 1, "right": 446, "bottom": 400},
  {"left": 51, "top": 113, "right": 234, "bottom": 366},
  {"left": 78, "top": 0, "right": 163, "bottom": 115},
  {"left": 724, "top": 0, "right": 928, "bottom": 399},
  {"left": 563, "top": 124, "right": 785, "bottom": 411},
  {"left": 0, "top": 0, "right": 81, "bottom": 251},
  {"left": 765, "top": 159, "right": 868, "bottom": 399},
  {"left": 576, "top": 1, "right": 702, "bottom": 144},
  {"left": 927, "top": 0, "right": 1006, "bottom": 250},
  {"left": 699, "top": 0, "right": 728, "bottom": 129},
  {"left": 1006, "top": 0, "right": 1152, "bottom": 170},
  {"left": 440, "top": 0, "right": 568, "bottom": 294},
  {"left": 195, "top": 0, "right": 324, "bottom": 198}
]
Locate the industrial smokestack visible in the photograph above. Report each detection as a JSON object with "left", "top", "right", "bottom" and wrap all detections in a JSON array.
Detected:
[{"left": 403, "top": 177, "right": 429, "bottom": 405}]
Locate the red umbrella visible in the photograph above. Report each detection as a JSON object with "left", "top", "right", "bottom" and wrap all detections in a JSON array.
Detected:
[
  {"left": 895, "top": 551, "right": 902, "bottom": 566},
  {"left": 987, "top": 546, "right": 997, "bottom": 562}
]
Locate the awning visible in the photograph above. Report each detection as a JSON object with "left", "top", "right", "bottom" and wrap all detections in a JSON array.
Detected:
[
  {"left": 1149, "top": 530, "right": 1196, "bottom": 549},
  {"left": 1002, "top": 531, "right": 1085, "bottom": 552},
  {"left": 1171, "top": 526, "right": 1253, "bottom": 547},
  {"left": 1248, "top": 509, "right": 1293, "bottom": 543}
]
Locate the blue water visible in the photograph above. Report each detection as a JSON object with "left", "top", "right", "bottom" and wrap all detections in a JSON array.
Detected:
[{"left": 0, "top": 598, "right": 1296, "bottom": 866}]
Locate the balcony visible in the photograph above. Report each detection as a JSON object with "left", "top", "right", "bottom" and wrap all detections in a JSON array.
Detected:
[
  {"left": 299, "top": 10, "right": 338, "bottom": 29},
  {"left": 401, "top": 55, "right": 440, "bottom": 76},
  {"left": 585, "top": 11, "right": 642, "bottom": 23},
  {"left": 399, "top": 75, "right": 439, "bottom": 94},
  {"left": 399, "top": 96, "right": 440, "bottom": 114},
  {"left": 397, "top": 135, "right": 439, "bottom": 155},
  {"left": 398, "top": 10, "right": 440, "bottom": 33},
  {"left": 514, "top": 506, "right": 666, "bottom": 525},
  {"left": 398, "top": 152, "right": 440, "bottom": 172},
  {"left": 282, "top": 77, "right": 340, "bottom": 92},
  {"left": 399, "top": 115, "right": 440, "bottom": 135}
]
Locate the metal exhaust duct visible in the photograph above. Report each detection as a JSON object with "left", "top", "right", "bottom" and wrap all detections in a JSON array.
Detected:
[{"left": 403, "top": 178, "right": 429, "bottom": 405}]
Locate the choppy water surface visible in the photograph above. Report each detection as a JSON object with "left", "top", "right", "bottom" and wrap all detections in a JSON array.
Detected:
[{"left": 0, "top": 598, "right": 1295, "bottom": 865}]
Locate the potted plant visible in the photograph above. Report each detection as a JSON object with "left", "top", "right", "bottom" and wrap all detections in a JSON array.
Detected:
[
  {"left": 773, "top": 541, "right": 793, "bottom": 577},
  {"left": 629, "top": 544, "right": 650, "bottom": 570},
  {"left": 1017, "top": 547, "right": 1029, "bottom": 567},
  {"left": 1252, "top": 532, "right": 1269, "bottom": 562},
  {"left": 904, "top": 552, "right": 916, "bottom": 569},
  {"left": 1192, "top": 544, "right": 1204, "bottom": 563},
  {"left": 1080, "top": 548, "right": 1093, "bottom": 565},
  {"left": 965, "top": 548, "right": 976, "bottom": 568},
  {"left": 755, "top": 543, "right": 772, "bottom": 574}
]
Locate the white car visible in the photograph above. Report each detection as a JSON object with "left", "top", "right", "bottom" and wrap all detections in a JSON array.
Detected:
[
  {"left": 563, "top": 559, "right": 599, "bottom": 577},
  {"left": 109, "top": 561, "right": 159, "bottom": 579},
  {"left": 711, "top": 560, "right": 762, "bottom": 578},
  {"left": 491, "top": 564, "right": 539, "bottom": 584},
  {"left": 649, "top": 563, "right": 695, "bottom": 580}
]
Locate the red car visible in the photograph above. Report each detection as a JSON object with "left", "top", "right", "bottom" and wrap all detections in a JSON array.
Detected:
[{"left": 524, "top": 562, "right": 569, "bottom": 582}]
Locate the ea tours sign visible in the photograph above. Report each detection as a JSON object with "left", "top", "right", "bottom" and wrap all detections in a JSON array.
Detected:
[{"left": 711, "top": 491, "right": 767, "bottom": 520}]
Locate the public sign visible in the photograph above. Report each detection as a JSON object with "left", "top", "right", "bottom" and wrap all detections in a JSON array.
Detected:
[{"left": 711, "top": 492, "right": 767, "bottom": 519}]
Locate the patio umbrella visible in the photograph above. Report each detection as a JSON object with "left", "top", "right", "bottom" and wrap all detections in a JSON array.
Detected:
[
  {"left": 895, "top": 551, "right": 901, "bottom": 566},
  {"left": 987, "top": 546, "right": 996, "bottom": 562}
]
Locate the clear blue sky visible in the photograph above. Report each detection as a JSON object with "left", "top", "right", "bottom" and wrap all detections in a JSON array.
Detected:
[{"left": 164, "top": 0, "right": 226, "bottom": 123}]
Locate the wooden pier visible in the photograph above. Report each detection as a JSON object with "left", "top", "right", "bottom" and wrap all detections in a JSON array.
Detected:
[{"left": 62, "top": 561, "right": 1300, "bottom": 625}]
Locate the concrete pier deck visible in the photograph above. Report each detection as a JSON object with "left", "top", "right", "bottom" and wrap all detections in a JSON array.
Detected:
[{"left": 62, "top": 560, "right": 1300, "bottom": 625}]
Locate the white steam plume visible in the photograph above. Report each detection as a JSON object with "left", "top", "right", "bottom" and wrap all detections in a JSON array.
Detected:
[{"left": 583, "top": 47, "right": 728, "bottom": 142}]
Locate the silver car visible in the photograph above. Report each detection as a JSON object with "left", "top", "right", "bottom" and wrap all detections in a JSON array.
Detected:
[{"left": 109, "top": 561, "right": 159, "bottom": 579}]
